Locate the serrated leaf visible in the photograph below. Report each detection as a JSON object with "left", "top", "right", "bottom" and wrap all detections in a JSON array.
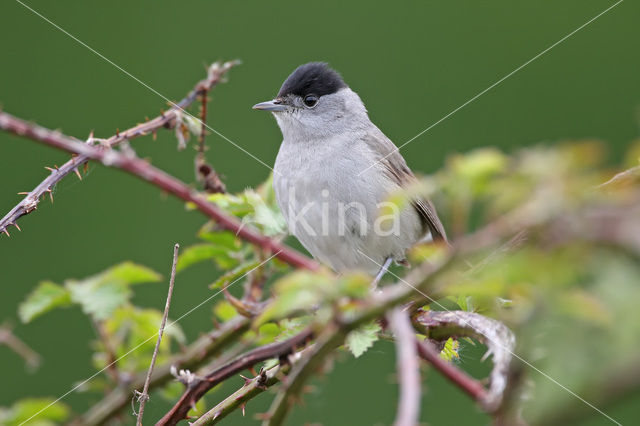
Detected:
[
  {"left": 66, "top": 262, "right": 161, "bottom": 321},
  {"left": 345, "top": 322, "right": 381, "bottom": 358},
  {"left": 18, "top": 281, "right": 71, "bottom": 323},
  {"left": 177, "top": 243, "right": 239, "bottom": 271},
  {"left": 0, "top": 398, "right": 69, "bottom": 426},
  {"left": 68, "top": 280, "right": 131, "bottom": 322},
  {"left": 210, "top": 260, "right": 261, "bottom": 289}
]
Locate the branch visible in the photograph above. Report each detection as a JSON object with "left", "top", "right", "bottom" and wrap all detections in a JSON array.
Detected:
[
  {"left": 262, "top": 325, "right": 345, "bottom": 426},
  {"left": 415, "top": 310, "right": 515, "bottom": 410},
  {"left": 190, "top": 351, "right": 307, "bottom": 426},
  {"left": 597, "top": 165, "right": 640, "bottom": 191},
  {"left": 135, "top": 243, "right": 180, "bottom": 425},
  {"left": 0, "top": 324, "right": 41, "bottom": 371},
  {"left": 0, "top": 111, "right": 318, "bottom": 271},
  {"left": 157, "top": 328, "right": 314, "bottom": 425},
  {"left": 415, "top": 338, "right": 488, "bottom": 405},
  {"left": 0, "top": 61, "right": 237, "bottom": 237},
  {"left": 387, "top": 308, "right": 421, "bottom": 426}
]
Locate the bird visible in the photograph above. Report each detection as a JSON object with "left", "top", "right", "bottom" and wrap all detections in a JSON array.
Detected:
[{"left": 253, "top": 62, "right": 447, "bottom": 280}]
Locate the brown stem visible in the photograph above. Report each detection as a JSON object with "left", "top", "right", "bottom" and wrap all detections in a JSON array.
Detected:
[
  {"left": 387, "top": 308, "right": 421, "bottom": 426},
  {"left": 0, "top": 111, "right": 318, "bottom": 271},
  {"left": 0, "top": 324, "right": 41, "bottom": 371},
  {"left": 136, "top": 244, "right": 180, "bottom": 426},
  {"left": 157, "top": 328, "right": 314, "bottom": 425},
  {"left": 415, "top": 338, "right": 488, "bottom": 405},
  {"left": 0, "top": 61, "right": 237, "bottom": 237}
]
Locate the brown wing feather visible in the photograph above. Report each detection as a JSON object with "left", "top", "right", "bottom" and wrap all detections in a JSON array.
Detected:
[{"left": 363, "top": 131, "right": 448, "bottom": 242}]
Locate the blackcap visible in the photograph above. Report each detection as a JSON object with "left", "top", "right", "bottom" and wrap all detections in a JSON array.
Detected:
[{"left": 254, "top": 62, "right": 446, "bottom": 276}]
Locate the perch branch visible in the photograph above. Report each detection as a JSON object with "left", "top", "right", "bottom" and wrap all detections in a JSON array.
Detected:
[
  {"left": 387, "top": 308, "right": 421, "bottom": 426},
  {"left": 135, "top": 243, "right": 180, "bottom": 425},
  {"left": 0, "top": 111, "right": 318, "bottom": 271},
  {"left": 0, "top": 61, "right": 237, "bottom": 237}
]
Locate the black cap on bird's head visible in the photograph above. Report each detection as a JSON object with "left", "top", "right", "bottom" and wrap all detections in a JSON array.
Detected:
[
  {"left": 277, "top": 62, "right": 346, "bottom": 98},
  {"left": 253, "top": 62, "right": 347, "bottom": 112}
]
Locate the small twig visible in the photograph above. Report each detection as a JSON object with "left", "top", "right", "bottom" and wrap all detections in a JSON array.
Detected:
[
  {"left": 92, "top": 319, "right": 120, "bottom": 383},
  {"left": 135, "top": 244, "right": 180, "bottom": 426},
  {"left": 0, "top": 324, "right": 41, "bottom": 371},
  {"left": 0, "top": 111, "right": 318, "bottom": 271},
  {"left": 597, "top": 165, "right": 640, "bottom": 191},
  {"left": 0, "top": 61, "right": 237, "bottom": 236},
  {"left": 387, "top": 308, "right": 421, "bottom": 426}
]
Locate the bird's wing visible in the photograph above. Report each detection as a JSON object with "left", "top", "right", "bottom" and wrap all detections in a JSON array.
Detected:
[{"left": 361, "top": 130, "right": 448, "bottom": 242}]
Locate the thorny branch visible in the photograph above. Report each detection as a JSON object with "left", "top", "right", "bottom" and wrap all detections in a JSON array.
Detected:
[
  {"left": 0, "top": 61, "right": 237, "bottom": 237},
  {"left": 191, "top": 356, "right": 297, "bottom": 426},
  {"left": 135, "top": 244, "right": 180, "bottom": 426},
  {"left": 7, "top": 92, "right": 635, "bottom": 426},
  {"left": 0, "top": 111, "right": 318, "bottom": 271},
  {"left": 157, "top": 328, "right": 315, "bottom": 425}
]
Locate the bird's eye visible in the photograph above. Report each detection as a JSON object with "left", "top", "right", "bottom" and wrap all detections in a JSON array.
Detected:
[{"left": 303, "top": 94, "right": 319, "bottom": 108}]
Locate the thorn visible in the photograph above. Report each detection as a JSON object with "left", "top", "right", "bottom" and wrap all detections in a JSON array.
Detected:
[
  {"left": 239, "top": 374, "right": 252, "bottom": 386},
  {"left": 152, "top": 130, "right": 157, "bottom": 141},
  {"left": 2, "top": 229, "right": 9, "bottom": 237},
  {"left": 160, "top": 108, "right": 165, "bottom": 118},
  {"left": 49, "top": 191, "right": 54, "bottom": 203},
  {"left": 83, "top": 162, "right": 89, "bottom": 173},
  {"left": 74, "top": 168, "right": 83, "bottom": 180},
  {"left": 45, "top": 166, "right": 56, "bottom": 172},
  {"left": 241, "top": 402, "right": 246, "bottom": 417},
  {"left": 12, "top": 223, "right": 21, "bottom": 231},
  {"left": 145, "top": 116, "right": 150, "bottom": 122},
  {"left": 18, "top": 192, "right": 29, "bottom": 195}
]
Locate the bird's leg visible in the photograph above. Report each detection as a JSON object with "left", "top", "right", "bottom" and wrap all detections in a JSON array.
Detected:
[{"left": 371, "top": 256, "right": 393, "bottom": 289}]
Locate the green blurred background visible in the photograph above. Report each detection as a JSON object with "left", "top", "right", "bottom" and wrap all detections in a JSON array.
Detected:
[{"left": 1, "top": 0, "right": 638, "bottom": 424}]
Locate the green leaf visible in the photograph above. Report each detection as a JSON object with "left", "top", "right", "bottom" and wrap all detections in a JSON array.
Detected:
[
  {"left": 213, "top": 301, "right": 237, "bottom": 322},
  {"left": 177, "top": 243, "right": 239, "bottom": 271},
  {"left": 345, "top": 322, "right": 381, "bottom": 358},
  {"left": 68, "top": 280, "right": 131, "bottom": 322},
  {"left": 256, "top": 270, "right": 334, "bottom": 325},
  {"left": 439, "top": 337, "right": 460, "bottom": 362},
  {"left": 210, "top": 260, "right": 261, "bottom": 289},
  {"left": 103, "top": 261, "right": 162, "bottom": 284},
  {"left": 18, "top": 281, "right": 71, "bottom": 323},
  {"left": 101, "top": 306, "right": 185, "bottom": 372},
  {"left": 67, "top": 262, "right": 161, "bottom": 321},
  {"left": 0, "top": 398, "right": 69, "bottom": 426}
]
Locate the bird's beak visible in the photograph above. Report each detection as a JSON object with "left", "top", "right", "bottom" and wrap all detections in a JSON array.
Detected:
[{"left": 252, "top": 99, "right": 287, "bottom": 112}]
